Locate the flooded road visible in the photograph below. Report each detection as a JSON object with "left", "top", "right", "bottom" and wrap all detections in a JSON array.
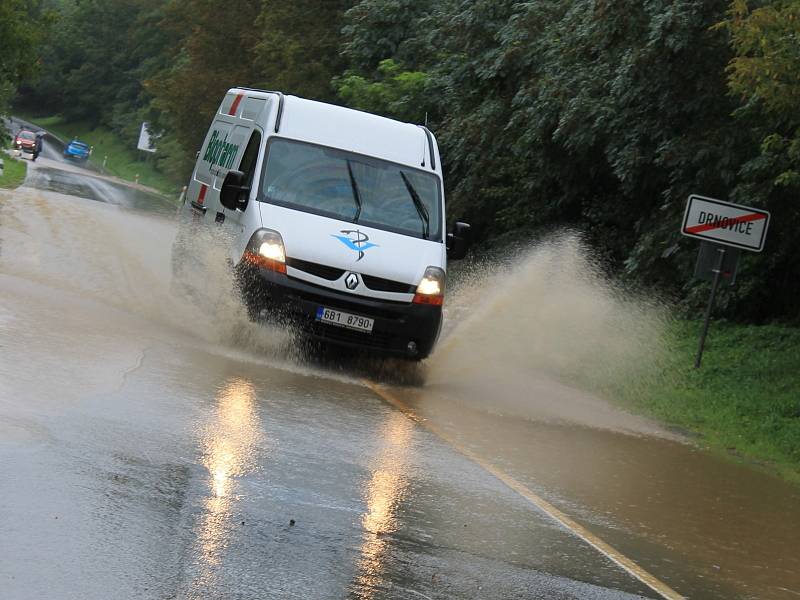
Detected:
[
  {"left": 4, "top": 116, "right": 174, "bottom": 216},
  {"left": 1, "top": 148, "right": 799, "bottom": 599}
]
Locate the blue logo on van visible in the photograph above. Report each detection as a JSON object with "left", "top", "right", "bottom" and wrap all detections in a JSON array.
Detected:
[{"left": 332, "top": 230, "right": 378, "bottom": 262}]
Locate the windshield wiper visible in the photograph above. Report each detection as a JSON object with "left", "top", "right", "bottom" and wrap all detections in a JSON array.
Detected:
[
  {"left": 346, "top": 160, "right": 362, "bottom": 223},
  {"left": 400, "top": 171, "right": 430, "bottom": 239}
]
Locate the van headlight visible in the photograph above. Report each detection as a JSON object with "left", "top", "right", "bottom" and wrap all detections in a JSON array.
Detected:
[
  {"left": 413, "top": 266, "right": 445, "bottom": 306},
  {"left": 243, "top": 228, "right": 286, "bottom": 274}
]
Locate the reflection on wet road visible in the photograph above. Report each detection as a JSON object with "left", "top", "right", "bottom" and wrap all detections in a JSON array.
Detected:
[
  {"left": 192, "top": 378, "right": 264, "bottom": 594},
  {"left": 354, "top": 411, "right": 413, "bottom": 598},
  {"left": 1, "top": 176, "right": 799, "bottom": 599}
]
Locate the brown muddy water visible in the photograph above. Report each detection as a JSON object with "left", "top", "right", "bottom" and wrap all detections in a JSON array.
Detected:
[{"left": 391, "top": 385, "right": 800, "bottom": 599}]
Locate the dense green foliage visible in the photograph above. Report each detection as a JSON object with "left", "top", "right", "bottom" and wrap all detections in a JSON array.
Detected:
[
  {"left": 0, "top": 0, "right": 48, "bottom": 137},
  {"left": 9, "top": 0, "right": 800, "bottom": 321},
  {"left": 723, "top": 0, "right": 800, "bottom": 187}
]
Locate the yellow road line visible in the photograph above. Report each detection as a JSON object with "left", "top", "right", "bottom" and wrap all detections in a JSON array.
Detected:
[{"left": 363, "top": 380, "right": 685, "bottom": 600}]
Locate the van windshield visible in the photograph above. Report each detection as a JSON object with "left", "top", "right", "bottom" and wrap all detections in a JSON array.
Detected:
[{"left": 260, "top": 138, "right": 442, "bottom": 242}]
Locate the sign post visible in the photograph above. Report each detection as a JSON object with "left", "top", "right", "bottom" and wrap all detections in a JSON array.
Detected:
[
  {"left": 694, "top": 245, "right": 726, "bottom": 368},
  {"left": 694, "top": 241, "right": 740, "bottom": 284},
  {"left": 681, "top": 194, "right": 770, "bottom": 367}
]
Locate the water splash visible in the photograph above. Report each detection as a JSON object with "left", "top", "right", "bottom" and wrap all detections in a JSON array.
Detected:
[{"left": 424, "top": 231, "right": 670, "bottom": 431}]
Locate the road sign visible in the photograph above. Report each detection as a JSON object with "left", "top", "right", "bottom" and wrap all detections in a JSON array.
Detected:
[
  {"left": 695, "top": 241, "right": 739, "bottom": 286},
  {"left": 137, "top": 122, "right": 157, "bottom": 153},
  {"left": 681, "top": 194, "right": 769, "bottom": 252}
]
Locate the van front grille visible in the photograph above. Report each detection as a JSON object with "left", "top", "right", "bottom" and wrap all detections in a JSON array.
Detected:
[
  {"left": 362, "top": 274, "right": 416, "bottom": 294},
  {"left": 286, "top": 257, "right": 345, "bottom": 281},
  {"left": 286, "top": 257, "right": 415, "bottom": 294}
]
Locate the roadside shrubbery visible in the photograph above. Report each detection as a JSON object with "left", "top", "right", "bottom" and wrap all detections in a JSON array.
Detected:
[{"left": 0, "top": 153, "right": 27, "bottom": 189}]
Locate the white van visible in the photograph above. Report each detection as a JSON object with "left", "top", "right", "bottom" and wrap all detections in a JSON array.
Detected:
[{"left": 175, "top": 88, "right": 470, "bottom": 359}]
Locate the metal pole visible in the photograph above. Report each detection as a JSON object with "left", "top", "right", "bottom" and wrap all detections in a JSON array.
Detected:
[{"left": 695, "top": 246, "right": 726, "bottom": 368}]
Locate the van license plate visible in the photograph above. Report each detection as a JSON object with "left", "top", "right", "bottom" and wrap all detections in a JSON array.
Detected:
[{"left": 316, "top": 307, "right": 374, "bottom": 333}]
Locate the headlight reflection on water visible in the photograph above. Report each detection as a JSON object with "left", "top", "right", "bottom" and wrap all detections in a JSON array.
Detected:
[
  {"left": 193, "top": 378, "right": 263, "bottom": 588},
  {"left": 355, "top": 411, "right": 414, "bottom": 596}
]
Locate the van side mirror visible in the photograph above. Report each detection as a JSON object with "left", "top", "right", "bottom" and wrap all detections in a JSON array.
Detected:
[
  {"left": 220, "top": 170, "right": 250, "bottom": 211},
  {"left": 446, "top": 221, "right": 471, "bottom": 260}
]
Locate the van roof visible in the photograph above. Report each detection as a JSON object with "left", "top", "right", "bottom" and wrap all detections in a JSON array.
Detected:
[{"left": 228, "top": 88, "right": 439, "bottom": 174}]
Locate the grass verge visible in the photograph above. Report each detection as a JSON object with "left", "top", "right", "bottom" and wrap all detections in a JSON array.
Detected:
[
  {"left": 0, "top": 151, "right": 27, "bottom": 189},
  {"left": 17, "top": 113, "right": 176, "bottom": 195},
  {"left": 622, "top": 320, "right": 800, "bottom": 484}
]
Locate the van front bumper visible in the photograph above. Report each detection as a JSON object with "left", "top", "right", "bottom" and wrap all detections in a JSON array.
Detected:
[{"left": 236, "top": 263, "right": 442, "bottom": 359}]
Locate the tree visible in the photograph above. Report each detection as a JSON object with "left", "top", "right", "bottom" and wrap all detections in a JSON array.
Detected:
[
  {"left": 0, "top": 0, "right": 47, "bottom": 119},
  {"left": 334, "top": 59, "right": 432, "bottom": 123},
  {"left": 20, "top": 0, "right": 169, "bottom": 148},
  {"left": 254, "top": 0, "right": 353, "bottom": 101},
  {"left": 13, "top": 0, "right": 800, "bottom": 320},
  {"left": 145, "top": 0, "right": 263, "bottom": 174},
  {"left": 341, "top": 0, "right": 435, "bottom": 73},
  {"left": 714, "top": 0, "right": 800, "bottom": 320},
  {"left": 722, "top": 0, "right": 800, "bottom": 186},
  {"left": 147, "top": 0, "right": 354, "bottom": 174}
]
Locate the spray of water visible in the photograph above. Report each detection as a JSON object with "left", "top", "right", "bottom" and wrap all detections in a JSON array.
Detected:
[
  {"left": 0, "top": 189, "right": 294, "bottom": 362},
  {"left": 169, "top": 221, "right": 298, "bottom": 357},
  {"left": 424, "top": 232, "right": 671, "bottom": 431}
]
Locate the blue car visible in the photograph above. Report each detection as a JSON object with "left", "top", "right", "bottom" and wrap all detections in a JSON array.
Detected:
[{"left": 63, "top": 139, "right": 91, "bottom": 161}]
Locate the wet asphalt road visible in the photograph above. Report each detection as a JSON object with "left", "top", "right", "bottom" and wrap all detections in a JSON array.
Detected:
[
  {"left": 0, "top": 320, "right": 653, "bottom": 600},
  {"left": 1, "top": 124, "right": 800, "bottom": 599}
]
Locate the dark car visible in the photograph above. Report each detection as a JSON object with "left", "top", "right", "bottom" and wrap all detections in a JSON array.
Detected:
[
  {"left": 63, "top": 139, "right": 91, "bottom": 161},
  {"left": 14, "top": 129, "right": 41, "bottom": 161}
]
